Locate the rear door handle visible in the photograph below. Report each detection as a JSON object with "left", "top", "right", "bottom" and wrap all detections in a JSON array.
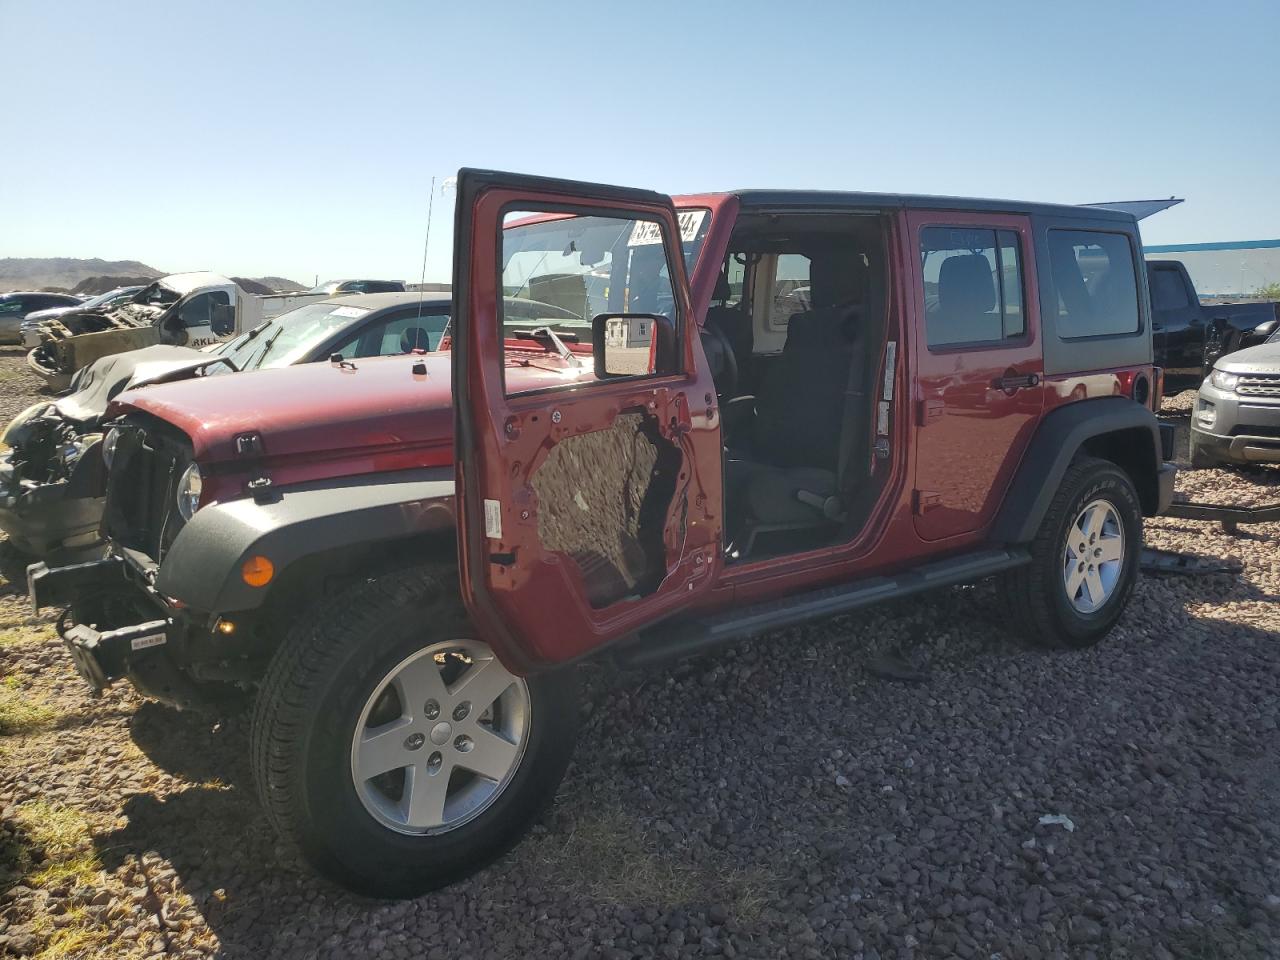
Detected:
[{"left": 992, "top": 372, "right": 1040, "bottom": 392}]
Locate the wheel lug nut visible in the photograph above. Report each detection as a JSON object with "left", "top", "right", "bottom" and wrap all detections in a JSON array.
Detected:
[
  {"left": 454, "top": 734, "right": 474, "bottom": 753},
  {"left": 426, "top": 751, "right": 443, "bottom": 774},
  {"left": 424, "top": 699, "right": 440, "bottom": 720},
  {"left": 404, "top": 732, "right": 426, "bottom": 751},
  {"left": 452, "top": 701, "right": 471, "bottom": 721}
]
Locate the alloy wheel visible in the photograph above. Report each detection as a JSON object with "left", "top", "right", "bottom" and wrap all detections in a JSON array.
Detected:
[
  {"left": 350, "top": 640, "right": 529, "bottom": 835},
  {"left": 1062, "top": 498, "right": 1125, "bottom": 614}
]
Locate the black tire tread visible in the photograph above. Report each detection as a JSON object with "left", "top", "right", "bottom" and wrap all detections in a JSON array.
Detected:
[
  {"left": 1001, "top": 456, "right": 1140, "bottom": 650},
  {"left": 249, "top": 564, "right": 454, "bottom": 842}
]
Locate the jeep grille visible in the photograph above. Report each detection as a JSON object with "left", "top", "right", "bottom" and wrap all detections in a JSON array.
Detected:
[{"left": 102, "top": 418, "right": 193, "bottom": 562}]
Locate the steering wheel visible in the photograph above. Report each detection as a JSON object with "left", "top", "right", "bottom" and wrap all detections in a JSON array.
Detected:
[{"left": 701, "top": 319, "right": 739, "bottom": 398}]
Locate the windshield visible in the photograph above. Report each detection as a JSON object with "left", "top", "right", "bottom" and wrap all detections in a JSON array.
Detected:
[
  {"left": 219, "top": 301, "right": 372, "bottom": 371},
  {"left": 308, "top": 281, "right": 341, "bottom": 295},
  {"left": 499, "top": 208, "right": 710, "bottom": 343}
]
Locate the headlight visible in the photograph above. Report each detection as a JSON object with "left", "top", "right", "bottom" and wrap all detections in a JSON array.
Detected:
[
  {"left": 176, "top": 462, "right": 203, "bottom": 520},
  {"left": 102, "top": 427, "right": 121, "bottom": 469},
  {"left": 1210, "top": 369, "right": 1240, "bottom": 392}
]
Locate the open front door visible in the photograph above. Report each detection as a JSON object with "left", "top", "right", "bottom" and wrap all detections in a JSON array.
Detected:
[{"left": 452, "top": 169, "right": 723, "bottom": 672}]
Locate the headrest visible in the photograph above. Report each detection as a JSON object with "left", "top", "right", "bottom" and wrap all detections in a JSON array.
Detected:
[
  {"left": 808, "top": 249, "right": 867, "bottom": 308},
  {"left": 938, "top": 254, "right": 996, "bottom": 316},
  {"left": 400, "top": 326, "right": 431, "bottom": 353}
]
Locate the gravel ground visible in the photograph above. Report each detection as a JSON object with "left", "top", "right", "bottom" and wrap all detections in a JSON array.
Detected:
[{"left": 1, "top": 361, "right": 1278, "bottom": 959}]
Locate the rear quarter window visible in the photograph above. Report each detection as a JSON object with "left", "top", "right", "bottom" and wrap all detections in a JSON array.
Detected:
[
  {"left": 1048, "top": 230, "right": 1141, "bottom": 338},
  {"left": 1149, "top": 265, "right": 1190, "bottom": 310}
]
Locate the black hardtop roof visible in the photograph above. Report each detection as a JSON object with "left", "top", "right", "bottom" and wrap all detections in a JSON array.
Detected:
[{"left": 728, "top": 189, "right": 1136, "bottom": 223}]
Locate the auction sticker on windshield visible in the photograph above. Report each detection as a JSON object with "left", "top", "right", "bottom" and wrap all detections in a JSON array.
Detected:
[
  {"left": 329, "top": 306, "right": 369, "bottom": 319},
  {"left": 629, "top": 210, "right": 707, "bottom": 246}
]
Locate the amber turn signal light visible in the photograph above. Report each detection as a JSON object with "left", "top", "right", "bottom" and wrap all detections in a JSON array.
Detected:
[{"left": 242, "top": 555, "right": 275, "bottom": 587}]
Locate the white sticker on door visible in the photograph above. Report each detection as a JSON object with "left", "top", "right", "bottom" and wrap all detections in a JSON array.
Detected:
[{"left": 484, "top": 499, "right": 503, "bottom": 539}]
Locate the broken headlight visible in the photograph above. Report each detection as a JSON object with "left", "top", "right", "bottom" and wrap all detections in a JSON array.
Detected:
[{"left": 176, "top": 462, "right": 203, "bottom": 521}]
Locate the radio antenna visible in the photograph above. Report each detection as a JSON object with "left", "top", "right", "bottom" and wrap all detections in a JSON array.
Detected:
[{"left": 415, "top": 175, "right": 437, "bottom": 318}]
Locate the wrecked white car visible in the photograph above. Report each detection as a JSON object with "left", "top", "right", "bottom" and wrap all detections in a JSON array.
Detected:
[{"left": 25, "top": 272, "right": 323, "bottom": 391}]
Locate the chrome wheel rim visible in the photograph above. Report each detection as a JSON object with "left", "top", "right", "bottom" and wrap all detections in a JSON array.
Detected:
[
  {"left": 350, "top": 639, "right": 529, "bottom": 835},
  {"left": 1063, "top": 498, "right": 1125, "bottom": 614}
]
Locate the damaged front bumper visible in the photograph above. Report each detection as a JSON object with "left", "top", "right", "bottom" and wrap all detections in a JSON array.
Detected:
[
  {"left": 29, "top": 549, "right": 258, "bottom": 710},
  {"left": 28, "top": 553, "right": 173, "bottom": 693}
]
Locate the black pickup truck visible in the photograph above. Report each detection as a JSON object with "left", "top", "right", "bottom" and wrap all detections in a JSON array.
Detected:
[{"left": 1147, "top": 259, "right": 1278, "bottom": 387}]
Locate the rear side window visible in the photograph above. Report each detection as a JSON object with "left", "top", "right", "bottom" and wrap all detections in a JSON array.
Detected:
[
  {"left": 770, "top": 253, "right": 811, "bottom": 328},
  {"left": 1149, "top": 265, "right": 1190, "bottom": 309},
  {"left": 920, "top": 227, "right": 1026, "bottom": 348},
  {"left": 1048, "top": 231, "right": 1140, "bottom": 338}
]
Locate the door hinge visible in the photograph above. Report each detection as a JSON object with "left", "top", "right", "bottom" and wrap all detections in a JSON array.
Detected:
[{"left": 913, "top": 490, "right": 942, "bottom": 515}]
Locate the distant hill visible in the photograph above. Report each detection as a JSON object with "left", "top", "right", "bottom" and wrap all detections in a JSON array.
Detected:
[
  {"left": 68, "top": 275, "right": 158, "bottom": 296},
  {"left": 0, "top": 259, "right": 308, "bottom": 295},
  {"left": 254, "top": 276, "right": 308, "bottom": 293},
  {"left": 0, "top": 257, "right": 162, "bottom": 292}
]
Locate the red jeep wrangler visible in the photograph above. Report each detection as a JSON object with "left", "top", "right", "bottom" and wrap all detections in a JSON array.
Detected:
[{"left": 30, "top": 169, "right": 1176, "bottom": 897}]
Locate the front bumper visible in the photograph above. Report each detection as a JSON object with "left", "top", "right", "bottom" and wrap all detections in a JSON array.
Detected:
[
  {"left": 28, "top": 553, "right": 174, "bottom": 693},
  {"left": 1191, "top": 382, "right": 1280, "bottom": 465}
]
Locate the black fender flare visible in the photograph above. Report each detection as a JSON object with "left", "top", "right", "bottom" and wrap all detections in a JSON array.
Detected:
[
  {"left": 155, "top": 468, "right": 456, "bottom": 613},
  {"left": 993, "top": 397, "right": 1165, "bottom": 545}
]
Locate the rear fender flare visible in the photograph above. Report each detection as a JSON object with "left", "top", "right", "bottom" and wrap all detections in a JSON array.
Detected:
[
  {"left": 155, "top": 468, "right": 456, "bottom": 613},
  {"left": 993, "top": 397, "right": 1162, "bottom": 544}
]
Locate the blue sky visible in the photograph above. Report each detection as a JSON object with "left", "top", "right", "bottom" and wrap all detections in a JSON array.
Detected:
[{"left": 3, "top": 0, "right": 1277, "bottom": 285}]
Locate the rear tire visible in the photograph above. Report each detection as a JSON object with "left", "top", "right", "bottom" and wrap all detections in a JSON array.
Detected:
[
  {"left": 250, "top": 564, "right": 578, "bottom": 898},
  {"left": 1002, "top": 456, "right": 1142, "bottom": 650}
]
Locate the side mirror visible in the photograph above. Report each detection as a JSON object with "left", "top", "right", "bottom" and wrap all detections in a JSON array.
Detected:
[
  {"left": 210, "top": 303, "right": 235, "bottom": 337},
  {"left": 591, "top": 313, "right": 675, "bottom": 379},
  {"left": 1251, "top": 319, "right": 1277, "bottom": 340}
]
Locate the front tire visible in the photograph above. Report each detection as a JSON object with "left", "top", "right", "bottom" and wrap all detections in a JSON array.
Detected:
[
  {"left": 250, "top": 564, "right": 578, "bottom": 898},
  {"left": 1002, "top": 456, "right": 1142, "bottom": 649}
]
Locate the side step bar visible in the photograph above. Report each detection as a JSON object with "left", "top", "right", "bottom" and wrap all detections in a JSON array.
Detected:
[{"left": 617, "top": 547, "right": 1030, "bottom": 668}]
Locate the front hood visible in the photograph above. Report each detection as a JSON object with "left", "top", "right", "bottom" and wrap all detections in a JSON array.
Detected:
[
  {"left": 55, "top": 346, "right": 211, "bottom": 423},
  {"left": 1217, "top": 343, "right": 1280, "bottom": 375},
  {"left": 112, "top": 351, "right": 590, "bottom": 467},
  {"left": 113, "top": 353, "right": 455, "bottom": 465},
  {"left": 23, "top": 306, "right": 76, "bottom": 324}
]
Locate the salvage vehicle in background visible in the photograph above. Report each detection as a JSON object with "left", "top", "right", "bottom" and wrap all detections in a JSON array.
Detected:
[
  {"left": 25, "top": 272, "right": 327, "bottom": 391},
  {"left": 1189, "top": 325, "right": 1280, "bottom": 467},
  {"left": 0, "top": 292, "right": 84, "bottom": 344},
  {"left": 1147, "top": 259, "right": 1278, "bottom": 388},
  {"left": 31, "top": 169, "right": 1175, "bottom": 898},
  {"left": 309, "top": 279, "right": 407, "bottom": 295},
  {"left": 1, "top": 293, "right": 452, "bottom": 557},
  {"left": 20, "top": 286, "right": 145, "bottom": 348}
]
